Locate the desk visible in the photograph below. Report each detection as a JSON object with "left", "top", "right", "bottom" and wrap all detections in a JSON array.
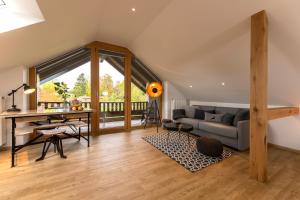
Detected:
[{"left": 0, "top": 109, "right": 93, "bottom": 167}]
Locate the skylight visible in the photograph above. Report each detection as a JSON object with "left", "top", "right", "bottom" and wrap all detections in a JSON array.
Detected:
[
  {"left": 0, "top": 0, "right": 6, "bottom": 7},
  {"left": 0, "top": 0, "right": 44, "bottom": 33}
]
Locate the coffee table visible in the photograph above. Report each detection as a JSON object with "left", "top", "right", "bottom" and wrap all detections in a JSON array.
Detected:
[{"left": 163, "top": 122, "right": 194, "bottom": 144}]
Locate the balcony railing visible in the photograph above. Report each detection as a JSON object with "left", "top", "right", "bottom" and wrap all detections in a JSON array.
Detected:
[{"left": 38, "top": 101, "right": 148, "bottom": 122}]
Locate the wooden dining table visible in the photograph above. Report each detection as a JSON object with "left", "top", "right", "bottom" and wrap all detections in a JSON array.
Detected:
[{"left": 0, "top": 109, "right": 93, "bottom": 167}]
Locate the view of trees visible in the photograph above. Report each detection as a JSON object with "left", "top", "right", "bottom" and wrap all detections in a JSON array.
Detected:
[
  {"left": 40, "top": 81, "right": 62, "bottom": 102},
  {"left": 72, "top": 73, "right": 89, "bottom": 97},
  {"left": 39, "top": 73, "right": 147, "bottom": 102}
]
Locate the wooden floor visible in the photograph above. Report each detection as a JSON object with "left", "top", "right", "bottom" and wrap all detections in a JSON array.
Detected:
[{"left": 0, "top": 128, "right": 300, "bottom": 200}]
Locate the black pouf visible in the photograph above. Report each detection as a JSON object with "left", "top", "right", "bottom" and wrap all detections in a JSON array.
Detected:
[{"left": 196, "top": 137, "right": 223, "bottom": 157}]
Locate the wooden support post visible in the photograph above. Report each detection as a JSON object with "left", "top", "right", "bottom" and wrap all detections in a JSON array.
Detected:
[
  {"left": 250, "top": 10, "right": 268, "bottom": 182},
  {"left": 91, "top": 47, "right": 100, "bottom": 135},
  {"left": 124, "top": 53, "right": 132, "bottom": 130},
  {"left": 28, "top": 67, "right": 37, "bottom": 110}
]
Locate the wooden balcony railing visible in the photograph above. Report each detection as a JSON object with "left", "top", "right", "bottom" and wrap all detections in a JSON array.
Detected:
[{"left": 38, "top": 101, "right": 148, "bottom": 122}]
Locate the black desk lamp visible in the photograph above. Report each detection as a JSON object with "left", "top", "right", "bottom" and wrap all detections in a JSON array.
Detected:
[{"left": 7, "top": 83, "right": 35, "bottom": 112}]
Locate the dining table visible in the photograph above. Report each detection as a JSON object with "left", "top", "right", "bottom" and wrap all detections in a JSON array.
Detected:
[{"left": 0, "top": 109, "right": 93, "bottom": 167}]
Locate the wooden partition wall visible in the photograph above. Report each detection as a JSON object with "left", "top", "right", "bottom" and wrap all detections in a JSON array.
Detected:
[{"left": 250, "top": 10, "right": 299, "bottom": 182}]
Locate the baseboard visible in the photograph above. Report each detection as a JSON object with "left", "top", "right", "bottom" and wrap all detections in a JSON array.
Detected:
[{"left": 268, "top": 143, "right": 300, "bottom": 154}]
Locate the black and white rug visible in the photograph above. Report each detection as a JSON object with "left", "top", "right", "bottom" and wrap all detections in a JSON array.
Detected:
[{"left": 143, "top": 131, "right": 232, "bottom": 172}]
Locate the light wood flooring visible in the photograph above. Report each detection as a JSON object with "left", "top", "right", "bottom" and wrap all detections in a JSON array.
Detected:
[{"left": 0, "top": 128, "right": 300, "bottom": 200}]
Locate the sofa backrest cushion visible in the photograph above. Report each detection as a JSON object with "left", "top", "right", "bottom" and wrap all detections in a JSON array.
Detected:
[
  {"left": 173, "top": 109, "right": 186, "bottom": 120},
  {"left": 199, "top": 105, "right": 216, "bottom": 111},
  {"left": 183, "top": 105, "right": 249, "bottom": 126},
  {"left": 204, "top": 112, "right": 224, "bottom": 122},
  {"left": 233, "top": 109, "right": 250, "bottom": 126},
  {"left": 215, "top": 107, "right": 239, "bottom": 115},
  {"left": 194, "top": 109, "right": 215, "bottom": 120},
  {"left": 184, "top": 105, "right": 197, "bottom": 118},
  {"left": 221, "top": 113, "right": 235, "bottom": 125}
]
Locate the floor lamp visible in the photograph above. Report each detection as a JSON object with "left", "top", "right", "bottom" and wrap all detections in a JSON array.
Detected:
[{"left": 143, "top": 82, "right": 163, "bottom": 133}]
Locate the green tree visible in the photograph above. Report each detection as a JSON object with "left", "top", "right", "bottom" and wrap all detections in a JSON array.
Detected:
[
  {"left": 71, "top": 73, "right": 88, "bottom": 97},
  {"left": 86, "top": 81, "right": 91, "bottom": 96},
  {"left": 99, "top": 74, "right": 114, "bottom": 101},
  {"left": 39, "top": 81, "right": 62, "bottom": 102},
  {"left": 111, "top": 81, "right": 124, "bottom": 102},
  {"left": 131, "top": 83, "right": 147, "bottom": 102}
]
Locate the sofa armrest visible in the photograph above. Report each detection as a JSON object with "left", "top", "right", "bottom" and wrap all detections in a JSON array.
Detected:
[
  {"left": 172, "top": 109, "right": 186, "bottom": 120},
  {"left": 237, "top": 120, "right": 250, "bottom": 151}
]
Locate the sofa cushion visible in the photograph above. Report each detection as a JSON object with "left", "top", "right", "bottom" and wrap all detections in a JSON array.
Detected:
[
  {"left": 204, "top": 112, "right": 224, "bottom": 123},
  {"left": 233, "top": 109, "right": 250, "bottom": 126},
  {"left": 173, "top": 109, "right": 186, "bottom": 120},
  {"left": 198, "top": 121, "right": 238, "bottom": 139},
  {"left": 215, "top": 107, "right": 239, "bottom": 115},
  {"left": 194, "top": 109, "right": 214, "bottom": 120},
  {"left": 176, "top": 118, "right": 200, "bottom": 129},
  {"left": 221, "top": 113, "right": 235, "bottom": 125},
  {"left": 199, "top": 105, "right": 216, "bottom": 111},
  {"left": 184, "top": 106, "right": 197, "bottom": 118}
]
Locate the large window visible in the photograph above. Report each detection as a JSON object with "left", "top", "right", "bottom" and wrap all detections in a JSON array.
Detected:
[
  {"left": 99, "top": 57, "right": 125, "bottom": 129},
  {"left": 38, "top": 62, "right": 91, "bottom": 103},
  {"left": 131, "top": 83, "right": 147, "bottom": 127},
  {"left": 31, "top": 43, "right": 161, "bottom": 134}
]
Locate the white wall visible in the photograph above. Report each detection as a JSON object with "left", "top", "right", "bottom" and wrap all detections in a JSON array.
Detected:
[
  {"left": 268, "top": 117, "right": 300, "bottom": 151},
  {"left": 190, "top": 100, "right": 300, "bottom": 151},
  {"left": 0, "top": 97, "right": 6, "bottom": 147},
  {"left": 0, "top": 66, "right": 28, "bottom": 109},
  {"left": 162, "top": 81, "right": 187, "bottom": 119},
  {"left": 0, "top": 66, "right": 29, "bottom": 146}
]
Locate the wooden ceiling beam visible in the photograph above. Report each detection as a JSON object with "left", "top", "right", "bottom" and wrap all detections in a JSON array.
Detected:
[
  {"left": 86, "top": 41, "right": 131, "bottom": 55},
  {"left": 268, "top": 107, "right": 299, "bottom": 120}
]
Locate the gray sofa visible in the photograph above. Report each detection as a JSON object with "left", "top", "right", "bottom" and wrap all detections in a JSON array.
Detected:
[{"left": 173, "top": 105, "right": 250, "bottom": 151}]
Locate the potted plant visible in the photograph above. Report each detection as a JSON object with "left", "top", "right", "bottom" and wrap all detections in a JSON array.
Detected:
[{"left": 54, "top": 82, "right": 71, "bottom": 109}]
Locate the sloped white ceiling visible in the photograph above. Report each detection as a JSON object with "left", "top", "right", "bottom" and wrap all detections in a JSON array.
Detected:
[
  {"left": 0, "top": 0, "right": 300, "bottom": 105},
  {"left": 131, "top": 0, "right": 300, "bottom": 105},
  {"left": 0, "top": 0, "right": 171, "bottom": 69}
]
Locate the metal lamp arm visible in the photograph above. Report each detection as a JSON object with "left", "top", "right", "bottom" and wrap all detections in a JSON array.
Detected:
[{"left": 8, "top": 84, "right": 26, "bottom": 96}]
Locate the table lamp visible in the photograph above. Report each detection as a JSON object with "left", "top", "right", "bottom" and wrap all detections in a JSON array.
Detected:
[{"left": 7, "top": 83, "right": 35, "bottom": 112}]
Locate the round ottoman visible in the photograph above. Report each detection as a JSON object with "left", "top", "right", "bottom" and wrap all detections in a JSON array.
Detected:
[{"left": 196, "top": 137, "right": 223, "bottom": 157}]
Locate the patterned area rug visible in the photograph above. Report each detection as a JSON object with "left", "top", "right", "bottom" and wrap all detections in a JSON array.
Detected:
[{"left": 143, "top": 131, "right": 232, "bottom": 172}]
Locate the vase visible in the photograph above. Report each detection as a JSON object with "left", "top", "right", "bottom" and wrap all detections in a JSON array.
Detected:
[{"left": 63, "top": 101, "right": 69, "bottom": 110}]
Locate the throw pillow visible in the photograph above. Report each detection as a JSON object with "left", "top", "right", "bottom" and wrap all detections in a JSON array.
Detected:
[
  {"left": 184, "top": 106, "right": 196, "bottom": 118},
  {"left": 233, "top": 109, "right": 250, "bottom": 126},
  {"left": 221, "top": 113, "right": 235, "bottom": 125},
  {"left": 204, "top": 112, "right": 224, "bottom": 123},
  {"left": 172, "top": 109, "right": 186, "bottom": 120},
  {"left": 194, "top": 109, "right": 214, "bottom": 120}
]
